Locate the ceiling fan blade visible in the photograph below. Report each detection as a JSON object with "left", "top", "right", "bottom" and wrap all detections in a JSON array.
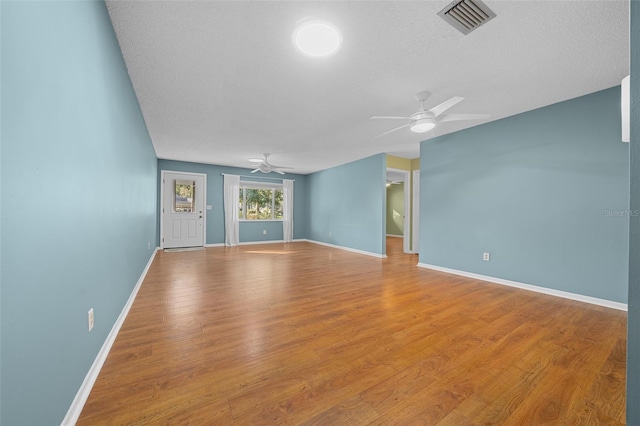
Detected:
[
  {"left": 439, "top": 113, "right": 491, "bottom": 123},
  {"left": 375, "top": 123, "right": 411, "bottom": 138},
  {"left": 268, "top": 164, "right": 294, "bottom": 169},
  {"left": 250, "top": 168, "right": 260, "bottom": 173},
  {"left": 273, "top": 169, "right": 286, "bottom": 175},
  {"left": 428, "top": 96, "right": 464, "bottom": 117},
  {"left": 370, "top": 116, "right": 412, "bottom": 120}
]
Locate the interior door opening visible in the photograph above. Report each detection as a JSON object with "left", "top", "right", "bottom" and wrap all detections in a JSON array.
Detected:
[{"left": 386, "top": 168, "right": 410, "bottom": 254}]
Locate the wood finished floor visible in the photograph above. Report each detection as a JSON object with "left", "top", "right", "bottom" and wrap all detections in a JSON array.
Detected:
[{"left": 78, "top": 238, "right": 627, "bottom": 425}]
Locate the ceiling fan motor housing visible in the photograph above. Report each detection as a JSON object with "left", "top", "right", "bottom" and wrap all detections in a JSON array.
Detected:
[{"left": 411, "top": 111, "right": 434, "bottom": 120}]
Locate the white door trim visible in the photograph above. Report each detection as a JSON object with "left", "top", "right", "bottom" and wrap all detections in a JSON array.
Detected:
[
  {"left": 160, "top": 170, "right": 207, "bottom": 249},
  {"left": 412, "top": 170, "right": 420, "bottom": 254}
]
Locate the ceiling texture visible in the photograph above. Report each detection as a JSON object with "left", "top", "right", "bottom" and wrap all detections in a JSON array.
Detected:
[{"left": 106, "top": 0, "right": 629, "bottom": 175}]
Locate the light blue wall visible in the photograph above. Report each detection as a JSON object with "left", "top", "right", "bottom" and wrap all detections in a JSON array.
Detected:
[
  {"left": 628, "top": 1, "right": 640, "bottom": 421},
  {"left": 1, "top": 2, "right": 158, "bottom": 424},
  {"left": 307, "top": 154, "right": 386, "bottom": 255},
  {"left": 157, "top": 160, "right": 308, "bottom": 244},
  {"left": 420, "top": 87, "right": 629, "bottom": 303}
]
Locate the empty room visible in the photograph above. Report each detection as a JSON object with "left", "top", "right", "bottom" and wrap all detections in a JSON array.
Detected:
[{"left": 2, "top": 0, "right": 640, "bottom": 424}]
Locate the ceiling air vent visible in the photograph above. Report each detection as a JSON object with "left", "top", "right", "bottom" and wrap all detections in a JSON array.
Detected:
[{"left": 438, "top": 0, "right": 496, "bottom": 35}]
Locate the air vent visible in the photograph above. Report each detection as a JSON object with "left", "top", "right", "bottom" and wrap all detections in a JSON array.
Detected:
[{"left": 438, "top": 0, "right": 496, "bottom": 35}]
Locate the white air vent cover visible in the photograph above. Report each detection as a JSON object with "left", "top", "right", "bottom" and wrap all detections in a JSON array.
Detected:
[{"left": 438, "top": 0, "right": 496, "bottom": 35}]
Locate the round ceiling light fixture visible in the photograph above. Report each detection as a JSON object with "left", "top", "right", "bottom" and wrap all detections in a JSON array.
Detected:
[
  {"left": 410, "top": 119, "right": 436, "bottom": 133},
  {"left": 293, "top": 19, "right": 342, "bottom": 58}
]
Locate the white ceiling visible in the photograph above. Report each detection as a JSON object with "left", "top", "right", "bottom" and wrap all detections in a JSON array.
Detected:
[{"left": 106, "top": 0, "right": 629, "bottom": 175}]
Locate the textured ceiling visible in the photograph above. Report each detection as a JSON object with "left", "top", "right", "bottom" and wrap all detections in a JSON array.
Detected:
[{"left": 106, "top": 0, "right": 629, "bottom": 175}]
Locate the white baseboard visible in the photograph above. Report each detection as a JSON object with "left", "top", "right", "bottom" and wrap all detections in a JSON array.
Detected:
[
  {"left": 417, "top": 263, "right": 627, "bottom": 311},
  {"left": 62, "top": 248, "right": 159, "bottom": 425},
  {"left": 305, "top": 239, "right": 387, "bottom": 259},
  {"left": 207, "top": 239, "right": 307, "bottom": 248},
  {"left": 239, "top": 239, "right": 287, "bottom": 246}
]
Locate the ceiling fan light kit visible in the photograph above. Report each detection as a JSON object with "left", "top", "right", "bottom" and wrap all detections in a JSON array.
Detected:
[
  {"left": 258, "top": 163, "right": 272, "bottom": 173},
  {"left": 411, "top": 119, "right": 435, "bottom": 133}
]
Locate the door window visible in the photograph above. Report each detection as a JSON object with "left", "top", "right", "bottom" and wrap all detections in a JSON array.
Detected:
[{"left": 174, "top": 180, "right": 196, "bottom": 212}]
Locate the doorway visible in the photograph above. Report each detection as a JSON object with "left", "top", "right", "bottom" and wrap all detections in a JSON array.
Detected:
[
  {"left": 386, "top": 168, "right": 410, "bottom": 253},
  {"left": 161, "top": 171, "right": 206, "bottom": 249}
]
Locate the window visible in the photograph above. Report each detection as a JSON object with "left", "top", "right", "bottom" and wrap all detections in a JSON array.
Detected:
[
  {"left": 238, "top": 183, "right": 283, "bottom": 220},
  {"left": 174, "top": 179, "right": 195, "bottom": 212}
]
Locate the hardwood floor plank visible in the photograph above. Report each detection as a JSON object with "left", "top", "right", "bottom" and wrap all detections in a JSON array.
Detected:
[
  {"left": 500, "top": 366, "right": 585, "bottom": 424},
  {"left": 299, "top": 398, "right": 380, "bottom": 426},
  {"left": 581, "top": 338, "right": 627, "bottom": 422},
  {"left": 77, "top": 239, "right": 627, "bottom": 424},
  {"left": 229, "top": 361, "right": 396, "bottom": 424}
]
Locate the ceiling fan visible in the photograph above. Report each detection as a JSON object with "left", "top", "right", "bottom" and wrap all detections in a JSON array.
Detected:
[
  {"left": 250, "top": 153, "right": 293, "bottom": 175},
  {"left": 371, "top": 91, "right": 490, "bottom": 138}
]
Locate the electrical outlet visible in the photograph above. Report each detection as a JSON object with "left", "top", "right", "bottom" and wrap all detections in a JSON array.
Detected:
[
  {"left": 483, "top": 252, "right": 490, "bottom": 261},
  {"left": 147, "top": 242, "right": 151, "bottom": 250},
  {"left": 88, "top": 308, "right": 94, "bottom": 332},
  {"left": 263, "top": 229, "right": 267, "bottom": 235},
  {"left": 329, "top": 231, "right": 332, "bottom": 237}
]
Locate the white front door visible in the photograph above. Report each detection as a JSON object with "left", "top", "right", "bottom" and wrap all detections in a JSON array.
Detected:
[{"left": 161, "top": 171, "right": 206, "bottom": 248}]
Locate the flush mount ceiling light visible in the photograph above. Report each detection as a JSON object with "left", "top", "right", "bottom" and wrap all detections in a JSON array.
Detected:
[{"left": 293, "top": 19, "right": 342, "bottom": 58}]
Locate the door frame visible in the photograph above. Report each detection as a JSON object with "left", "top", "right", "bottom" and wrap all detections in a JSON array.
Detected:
[
  {"left": 386, "top": 167, "right": 411, "bottom": 253},
  {"left": 160, "top": 170, "right": 207, "bottom": 249},
  {"left": 412, "top": 170, "right": 420, "bottom": 254}
]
